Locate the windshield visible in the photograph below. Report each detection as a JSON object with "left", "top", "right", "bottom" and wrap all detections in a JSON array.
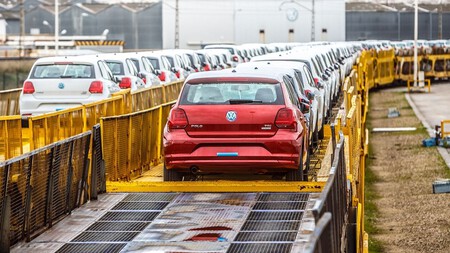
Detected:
[
  {"left": 180, "top": 82, "right": 284, "bottom": 105},
  {"left": 31, "top": 63, "right": 95, "bottom": 78}
]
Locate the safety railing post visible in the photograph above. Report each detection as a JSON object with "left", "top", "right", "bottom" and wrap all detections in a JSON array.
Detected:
[
  {"left": 46, "top": 146, "right": 56, "bottom": 228},
  {"left": 65, "top": 142, "right": 74, "bottom": 213},
  {"left": 331, "top": 124, "right": 336, "bottom": 162},
  {"left": 156, "top": 107, "right": 163, "bottom": 161},
  {"left": 24, "top": 156, "right": 33, "bottom": 242},
  {"left": 80, "top": 133, "right": 91, "bottom": 206},
  {"left": 0, "top": 164, "right": 10, "bottom": 253}
]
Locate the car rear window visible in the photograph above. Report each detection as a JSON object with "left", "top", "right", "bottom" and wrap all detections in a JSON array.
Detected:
[
  {"left": 105, "top": 61, "right": 124, "bottom": 75},
  {"left": 146, "top": 57, "right": 160, "bottom": 70},
  {"left": 31, "top": 63, "right": 95, "bottom": 78},
  {"left": 179, "top": 82, "right": 284, "bottom": 105}
]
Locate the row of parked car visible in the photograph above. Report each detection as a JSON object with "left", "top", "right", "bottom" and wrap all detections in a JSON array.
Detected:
[
  {"left": 162, "top": 42, "right": 359, "bottom": 181},
  {"left": 19, "top": 44, "right": 298, "bottom": 116}
]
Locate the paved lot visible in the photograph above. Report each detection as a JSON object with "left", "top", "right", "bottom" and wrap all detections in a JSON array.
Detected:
[{"left": 407, "top": 81, "right": 450, "bottom": 168}]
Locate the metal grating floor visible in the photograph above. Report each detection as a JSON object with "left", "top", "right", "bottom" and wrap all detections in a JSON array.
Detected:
[
  {"left": 72, "top": 231, "right": 140, "bottom": 242},
  {"left": 241, "top": 221, "right": 301, "bottom": 231},
  {"left": 112, "top": 201, "right": 169, "bottom": 211},
  {"left": 247, "top": 211, "right": 304, "bottom": 221},
  {"left": 86, "top": 222, "right": 150, "bottom": 232},
  {"left": 227, "top": 242, "right": 293, "bottom": 253},
  {"left": 99, "top": 211, "right": 160, "bottom": 221},
  {"left": 55, "top": 243, "right": 126, "bottom": 253},
  {"left": 14, "top": 192, "right": 315, "bottom": 253}
]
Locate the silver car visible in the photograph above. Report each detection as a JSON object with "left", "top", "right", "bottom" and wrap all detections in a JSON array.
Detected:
[{"left": 19, "top": 55, "right": 121, "bottom": 116}]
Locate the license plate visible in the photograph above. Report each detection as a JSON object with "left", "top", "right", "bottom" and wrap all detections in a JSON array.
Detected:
[{"left": 217, "top": 152, "right": 238, "bottom": 157}]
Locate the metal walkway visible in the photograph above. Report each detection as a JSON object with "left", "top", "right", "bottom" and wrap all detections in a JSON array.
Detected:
[{"left": 12, "top": 192, "right": 319, "bottom": 253}]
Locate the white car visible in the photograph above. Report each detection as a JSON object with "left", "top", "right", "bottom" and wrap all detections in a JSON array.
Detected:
[
  {"left": 139, "top": 51, "right": 179, "bottom": 84},
  {"left": 20, "top": 56, "right": 121, "bottom": 116},
  {"left": 95, "top": 54, "right": 147, "bottom": 91},
  {"left": 204, "top": 44, "right": 244, "bottom": 64},
  {"left": 118, "top": 52, "right": 162, "bottom": 87}
]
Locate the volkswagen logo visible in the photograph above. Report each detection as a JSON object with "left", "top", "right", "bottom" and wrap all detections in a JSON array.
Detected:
[
  {"left": 58, "top": 83, "right": 65, "bottom": 89},
  {"left": 226, "top": 111, "right": 237, "bottom": 122}
]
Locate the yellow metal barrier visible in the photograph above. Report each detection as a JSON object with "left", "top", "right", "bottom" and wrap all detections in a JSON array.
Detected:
[
  {"left": 375, "top": 49, "right": 395, "bottom": 85},
  {"left": 441, "top": 120, "right": 450, "bottom": 138},
  {"left": 131, "top": 86, "right": 164, "bottom": 112},
  {"left": 406, "top": 79, "right": 431, "bottom": 93},
  {"left": 0, "top": 115, "right": 23, "bottom": 161},
  {"left": 28, "top": 106, "right": 85, "bottom": 150},
  {"left": 83, "top": 95, "right": 125, "bottom": 131},
  {"left": 0, "top": 88, "right": 21, "bottom": 116},
  {"left": 101, "top": 102, "right": 175, "bottom": 181}
]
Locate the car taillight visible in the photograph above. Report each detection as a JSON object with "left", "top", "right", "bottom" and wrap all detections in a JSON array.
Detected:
[
  {"left": 175, "top": 70, "right": 181, "bottom": 78},
  {"left": 204, "top": 64, "right": 211, "bottom": 71},
  {"left": 313, "top": 78, "right": 319, "bottom": 86},
  {"left": 158, "top": 71, "right": 166, "bottom": 82},
  {"left": 119, "top": 77, "right": 132, "bottom": 89},
  {"left": 232, "top": 55, "right": 239, "bottom": 62},
  {"left": 275, "top": 108, "right": 297, "bottom": 131},
  {"left": 23, "top": 81, "right": 35, "bottom": 94},
  {"left": 168, "top": 108, "right": 188, "bottom": 130},
  {"left": 142, "top": 77, "right": 147, "bottom": 84},
  {"left": 305, "top": 89, "right": 313, "bottom": 102},
  {"left": 89, "top": 81, "right": 103, "bottom": 94}
]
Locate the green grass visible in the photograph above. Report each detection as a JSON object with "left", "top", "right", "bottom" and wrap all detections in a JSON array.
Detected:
[{"left": 364, "top": 141, "right": 384, "bottom": 252}]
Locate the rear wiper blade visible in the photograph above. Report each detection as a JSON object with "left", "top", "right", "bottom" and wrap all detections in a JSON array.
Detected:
[
  {"left": 60, "top": 75, "right": 75, "bottom": 78},
  {"left": 227, "top": 99, "right": 263, "bottom": 104}
]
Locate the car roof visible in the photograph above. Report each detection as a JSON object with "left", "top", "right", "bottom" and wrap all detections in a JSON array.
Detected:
[
  {"left": 185, "top": 68, "right": 286, "bottom": 84},
  {"left": 33, "top": 55, "right": 101, "bottom": 64},
  {"left": 235, "top": 62, "right": 306, "bottom": 76}
]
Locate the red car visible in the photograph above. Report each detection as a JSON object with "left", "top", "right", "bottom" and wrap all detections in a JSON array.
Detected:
[{"left": 163, "top": 70, "right": 309, "bottom": 181}]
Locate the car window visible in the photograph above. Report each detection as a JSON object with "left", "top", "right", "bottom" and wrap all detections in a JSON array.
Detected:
[
  {"left": 180, "top": 82, "right": 284, "bottom": 105},
  {"left": 98, "top": 61, "right": 115, "bottom": 81},
  {"left": 166, "top": 56, "right": 175, "bottom": 68},
  {"left": 283, "top": 76, "right": 300, "bottom": 107},
  {"left": 162, "top": 57, "right": 171, "bottom": 70},
  {"left": 146, "top": 57, "right": 160, "bottom": 70},
  {"left": 105, "top": 61, "right": 124, "bottom": 75},
  {"left": 31, "top": 63, "right": 95, "bottom": 78},
  {"left": 126, "top": 59, "right": 138, "bottom": 76},
  {"left": 141, "top": 57, "right": 155, "bottom": 72},
  {"left": 301, "top": 67, "right": 315, "bottom": 87},
  {"left": 293, "top": 70, "right": 306, "bottom": 94},
  {"left": 129, "top": 58, "right": 140, "bottom": 72}
]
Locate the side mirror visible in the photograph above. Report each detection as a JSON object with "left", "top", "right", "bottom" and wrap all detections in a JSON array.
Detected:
[
  {"left": 154, "top": 69, "right": 162, "bottom": 75},
  {"left": 300, "top": 102, "right": 310, "bottom": 114},
  {"left": 171, "top": 67, "right": 177, "bottom": 73},
  {"left": 137, "top": 72, "right": 145, "bottom": 79},
  {"left": 334, "top": 64, "right": 339, "bottom": 70},
  {"left": 306, "top": 92, "right": 315, "bottom": 101}
]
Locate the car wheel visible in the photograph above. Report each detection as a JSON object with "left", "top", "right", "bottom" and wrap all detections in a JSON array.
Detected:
[
  {"left": 286, "top": 146, "right": 305, "bottom": 182},
  {"left": 318, "top": 121, "right": 325, "bottom": 140},
  {"left": 163, "top": 163, "right": 181, "bottom": 181}
]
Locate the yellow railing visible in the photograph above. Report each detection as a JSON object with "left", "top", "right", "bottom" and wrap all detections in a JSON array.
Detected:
[
  {"left": 2, "top": 81, "right": 184, "bottom": 154},
  {"left": 0, "top": 88, "right": 21, "bottom": 116},
  {"left": 28, "top": 106, "right": 85, "bottom": 150},
  {"left": 0, "top": 115, "right": 23, "bottom": 161},
  {"left": 442, "top": 120, "right": 450, "bottom": 138},
  {"left": 101, "top": 102, "right": 174, "bottom": 181}
]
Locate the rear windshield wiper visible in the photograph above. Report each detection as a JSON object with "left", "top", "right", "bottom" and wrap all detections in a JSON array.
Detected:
[
  {"left": 60, "top": 75, "right": 75, "bottom": 78},
  {"left": 226, "top": 99, "right": 263, "bottom": 104}
]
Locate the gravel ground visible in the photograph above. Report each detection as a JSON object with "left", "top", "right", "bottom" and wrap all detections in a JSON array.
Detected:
[{"left": 367, "top": 90, "right": 450, "bottom": 253}]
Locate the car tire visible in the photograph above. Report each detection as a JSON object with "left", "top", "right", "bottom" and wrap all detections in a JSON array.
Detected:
[
  {"left": 318, "top": 121, "right": 325, "bottom": 140},
  {"left": 163, "top": 163, "right": 181, "bottom": 181},
  {"left": 286, "top": 146, "right": 305, "bottom": 182}
]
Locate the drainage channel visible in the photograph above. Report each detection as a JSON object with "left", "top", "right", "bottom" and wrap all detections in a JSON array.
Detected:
[{"left": 15, "top": 192, "right": 318, "bottom": 253}]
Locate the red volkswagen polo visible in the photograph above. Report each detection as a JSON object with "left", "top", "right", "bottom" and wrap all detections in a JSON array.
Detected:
[{"left": 163, "top": 69, "right": 309, "bottom": 181}]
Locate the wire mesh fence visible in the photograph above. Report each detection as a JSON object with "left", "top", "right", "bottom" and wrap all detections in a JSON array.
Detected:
[{"left": 0, "top": 131, "right": 91, "bottom": 248}]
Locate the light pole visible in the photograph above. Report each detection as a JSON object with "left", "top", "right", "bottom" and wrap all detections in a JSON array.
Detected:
[
  {"left": 55, "top": 0, "right": 59, "bottom": 55},
  {"left": 413, "top": 0, "right": 418, "bottom": 86}
]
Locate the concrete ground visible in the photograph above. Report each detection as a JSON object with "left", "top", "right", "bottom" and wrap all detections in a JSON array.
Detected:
[{"left": 406, "top": 81, "right": 450, "bottom": 168}]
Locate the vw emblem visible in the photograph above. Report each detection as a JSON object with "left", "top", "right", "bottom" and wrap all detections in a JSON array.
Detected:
[
  {"left": 58, "top": 83, "right": 65, "bottom": 89},
  {"left": 226, "top": 111, "right": 237, "bottom": 122}
]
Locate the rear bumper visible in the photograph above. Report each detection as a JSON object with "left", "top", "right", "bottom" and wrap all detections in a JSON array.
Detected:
[{"left": 164, "top": 129, "right": 304, "bottom": 173}]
